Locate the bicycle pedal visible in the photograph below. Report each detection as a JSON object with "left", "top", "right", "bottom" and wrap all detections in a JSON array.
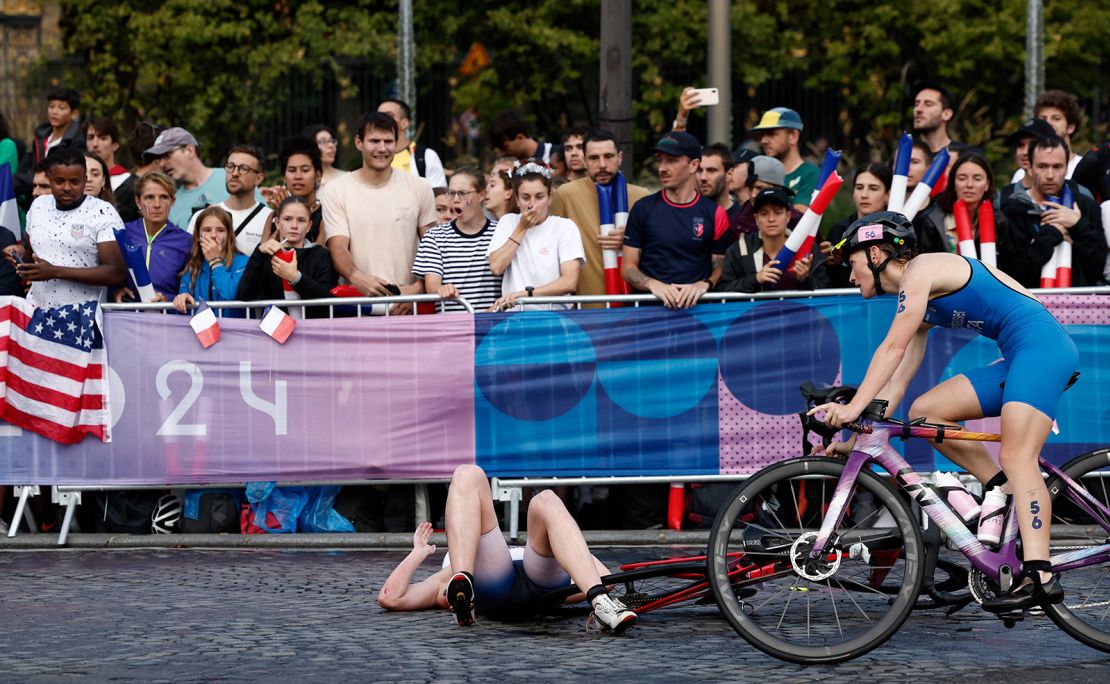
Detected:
[{"left": 997, "top": 609, "right": 1024, "bottom": 628}]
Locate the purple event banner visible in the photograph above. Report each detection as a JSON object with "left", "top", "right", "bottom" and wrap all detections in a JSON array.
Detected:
[{"left": 0, "top": 312, "right": 477, "bottom": 484}]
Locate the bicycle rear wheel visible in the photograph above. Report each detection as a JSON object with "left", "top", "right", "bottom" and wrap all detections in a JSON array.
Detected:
[
  {"left": 1045, "top": 447, "right": 1110, "bottom": 652},
  {"left": 707, "top": 457, "right": 924, "bottom": 664}
]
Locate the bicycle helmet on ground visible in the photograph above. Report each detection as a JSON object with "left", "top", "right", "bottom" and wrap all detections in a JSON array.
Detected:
[
  {"left": 152, "top": 494, "right": 182, "bottom": 534},
  {"left": 831, "top": 211, "right": 917, "bottom": 295}
]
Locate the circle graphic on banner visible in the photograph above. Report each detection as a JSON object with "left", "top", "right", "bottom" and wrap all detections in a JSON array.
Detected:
[
  {"left": 475, "top": 312, "right": 596, "bottom": 421},
  {"left": 595, "top": 310, "right": 718, "bottom": 419},
  {"left": 720, "top": 301, "right": 840, "bottom": 415}
]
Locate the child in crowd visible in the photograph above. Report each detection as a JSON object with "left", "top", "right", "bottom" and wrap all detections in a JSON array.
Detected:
[
  {"left": 173, "top": 206, "right": 249, "bottom": 317},
  {"left": 237, "top": 195, "right": 338, "bottom": 319}
]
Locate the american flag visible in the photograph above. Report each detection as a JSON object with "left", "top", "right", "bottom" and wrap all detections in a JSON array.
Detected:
[{"left": 0, "top": 296, "right": 110, "bottom": 444}]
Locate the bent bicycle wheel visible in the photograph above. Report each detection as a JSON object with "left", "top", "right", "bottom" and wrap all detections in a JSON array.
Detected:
[
  {"left": 707, "top": 457, "right": 924, "bottom": 664},
  {"left": 1045, "top": 447, "right": 1110, "bottom": 653}
]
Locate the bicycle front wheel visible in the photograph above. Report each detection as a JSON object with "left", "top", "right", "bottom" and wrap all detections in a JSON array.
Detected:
[
  {"left": 707, "top": 457, "right": 924, "bottom": 664},
  {"left": 1045, "top": 447, "right": 1110, "bottom": 653}
]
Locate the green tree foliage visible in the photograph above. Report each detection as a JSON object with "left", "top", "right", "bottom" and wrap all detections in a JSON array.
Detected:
[
  {"left": 54, "top": 0, "right": 1109, "bottom": 167},
  {"left": 57, "top": 0, "right": 393, "bottom": 160}
]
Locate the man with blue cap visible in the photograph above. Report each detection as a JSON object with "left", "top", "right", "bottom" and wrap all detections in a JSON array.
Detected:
[{"left": 750, "top": 107, "right": 818, "bottom": 211}]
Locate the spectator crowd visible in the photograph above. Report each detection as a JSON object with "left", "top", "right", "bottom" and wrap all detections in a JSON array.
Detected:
[{"left": 0, "top": 81, "right": 1108, "bottom": 534}]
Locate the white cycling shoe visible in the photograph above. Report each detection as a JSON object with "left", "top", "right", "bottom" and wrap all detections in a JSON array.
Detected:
[{"left": 591, "top": 593, "right": 638, "bottom": 634}]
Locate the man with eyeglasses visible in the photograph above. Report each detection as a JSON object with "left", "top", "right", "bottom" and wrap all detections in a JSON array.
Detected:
[
  {"left": 144, "top": 127, "right": 230, "bottom": 228},
  {"left": 187, "top": 145, "right": 273, "bottom": 255}
]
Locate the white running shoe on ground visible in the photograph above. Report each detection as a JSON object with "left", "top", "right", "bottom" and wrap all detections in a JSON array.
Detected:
[
  {"left": 591, "top": 593, "right": 637, "bottom": 634},
  {"left": 447, "top": 572, "right": 476, "bottom": 626}
]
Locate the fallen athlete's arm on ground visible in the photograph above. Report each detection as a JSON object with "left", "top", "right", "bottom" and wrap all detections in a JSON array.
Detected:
[{"left": 377, "top": 522, "right": 450, "bottom": 611}]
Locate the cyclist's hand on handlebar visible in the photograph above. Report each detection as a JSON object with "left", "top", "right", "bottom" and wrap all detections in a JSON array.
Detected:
[
  {"left": 824, "top": 440, "right": 854, "bottom": 458},
  {"left": 808, "top": 401, "right": 862, "bottom": 428}
]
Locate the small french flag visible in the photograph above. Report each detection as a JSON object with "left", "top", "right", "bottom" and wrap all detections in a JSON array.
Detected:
[
  {"left": 259, "top": 305, "right": 296, "bottom": 344},
  {"left": 189, "top": 303, "right": 220, "bottom": 348}
]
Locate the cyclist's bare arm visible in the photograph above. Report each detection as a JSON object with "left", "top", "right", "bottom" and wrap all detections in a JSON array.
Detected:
[
  {"left": 817, "top": 260, "right": 932, "bottom": 426},
  {"left": 875, "top": 325, "right": 930, "bottom": 413}
]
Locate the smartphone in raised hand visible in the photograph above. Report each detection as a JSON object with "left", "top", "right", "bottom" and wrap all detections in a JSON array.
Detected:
[{"left": 689, "top": 87, "right": 720, "bottom": 107}]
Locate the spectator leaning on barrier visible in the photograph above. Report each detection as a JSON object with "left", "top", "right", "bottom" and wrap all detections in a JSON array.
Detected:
[
  {"left": 3, "top": 147, "right": 125, "bottom": 309},
  {"left": 85, "top": 116, "right": 129, "bottom": 193},
  {"left": 622, "top": 131, "right": 729, "bottom": 309},
  {"left": 822, "top": 163, "right": 893, "bottom": 288},
  {"left": 750, "top": 107, "right": 818, "bottom": 210},
  {"left": 487, "top": 160, "right": 584, "bottom": 311},
  {"left": 188, "top": 144, "right": 273, "bottom": 257},
  {"left": 322, "top": 111, "right": 438, "bottom": 314},
  {"left": 413, "top": 166, "right": 502, "bottom": 312},
  {"left": 489, "top": 110, "right": 553, "bottom": 164},
  {"left": 378, "top": 98, "right": 447, "bottom": 189},
  {"left": 549, "top": 128, "right": 650, "bottom": 298},
  {"left": 999, "top": 134, "right": 1107, "bottom": 287},
  {"left": 716, "top": 186, "right": 828, "bottom": 293},
  {"left": 146, "top": 127, "right": 229, "bottom": 228},
  {"left": 114, "top": 171, "right": 191, "bottom": 303},
  {"left": 173, "top": 206, "right": 248, "bottom": 318},
  {"left": 238, "top": 195, "right": 339, "bottom": 319}
]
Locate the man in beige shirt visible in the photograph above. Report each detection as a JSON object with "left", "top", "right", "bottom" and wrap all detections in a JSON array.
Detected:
[
  {"left": 550, "top": 129, "right": 650, "bottom": 299},
  {"left": 322, "top": 111, "right": 438, "bottom": 313}
]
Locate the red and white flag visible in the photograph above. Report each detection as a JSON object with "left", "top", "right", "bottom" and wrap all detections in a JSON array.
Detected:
[
  {"left": 189, "top": 303, "right": 220, "bottom": 348},
  {"left": 259, "top": 305, "right": 296, "bottom": 344},
  {"left": 0, "top": 296, "right": 110, "bottom": 444}
]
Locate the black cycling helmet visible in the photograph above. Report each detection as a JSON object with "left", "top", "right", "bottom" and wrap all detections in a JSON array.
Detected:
[{"left": 831, "top": 211, "right": 917, "bottom": 295}]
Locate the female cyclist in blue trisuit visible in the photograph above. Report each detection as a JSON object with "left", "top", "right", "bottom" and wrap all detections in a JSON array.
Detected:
[{"left": 809, "top": 211, "right": 1079, "bottom": 612}]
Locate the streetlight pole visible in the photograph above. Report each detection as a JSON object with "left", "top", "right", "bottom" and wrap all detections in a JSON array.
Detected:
[
  {"left": 1023, "top": 0, "right": 1043, "bottom": 119},
  {"left": 707, "top": 0, "right": 731, "bottom": 146},
  {"left": 599, "top": 0, "right": 633, "bottom": 177}
]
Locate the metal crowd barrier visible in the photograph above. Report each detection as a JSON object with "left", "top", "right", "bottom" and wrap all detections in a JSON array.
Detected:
[{"left": 6, "top": 286, "right": 1107, "bottom": 544}]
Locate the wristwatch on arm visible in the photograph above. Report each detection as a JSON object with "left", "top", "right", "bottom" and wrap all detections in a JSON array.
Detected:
[{"left": 525, "top": 286, "right": 535, "bottom": 297}]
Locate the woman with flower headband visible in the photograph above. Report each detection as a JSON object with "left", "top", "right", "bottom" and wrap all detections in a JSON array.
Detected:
[{"left": 486, "top": 159, "right": 585, "bottom": 311}]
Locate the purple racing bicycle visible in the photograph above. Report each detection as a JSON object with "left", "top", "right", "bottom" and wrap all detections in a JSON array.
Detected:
[{"left": 706, "top": 384, "right": 1110, "bottom": 664}]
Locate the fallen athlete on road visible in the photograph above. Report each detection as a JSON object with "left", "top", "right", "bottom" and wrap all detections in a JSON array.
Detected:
[{"left": 378, "top": 464, "right": 638, "bottom": 633}]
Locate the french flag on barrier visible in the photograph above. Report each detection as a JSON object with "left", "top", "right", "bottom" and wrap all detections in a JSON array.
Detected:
[
  {"left": 0, "top": 296, "right": 110, "bottom": 444},
  {"left": 0, "top": 163, "right": 20, "bottom": 240},
  {"left": 189, "top": 303, "right": 220, "bottom": 348},
  {"left": 112, "top": 228, "right": 157, "bottom": 302},
  {"left": 259, "top": 304, "right": 296, "bottom": 344}
]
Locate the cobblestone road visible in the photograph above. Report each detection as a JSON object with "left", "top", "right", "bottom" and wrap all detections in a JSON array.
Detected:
[{"left": 1, "top": 547, "right": 1107, "bottom": 682}]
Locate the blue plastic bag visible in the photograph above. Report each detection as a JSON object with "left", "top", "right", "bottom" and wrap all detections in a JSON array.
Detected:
[
  {"left": 298, "top": 486, "right": 356, "bottom": 533},
  {"left": 246, "top": 482, "right": 309, "bottom": 534}
]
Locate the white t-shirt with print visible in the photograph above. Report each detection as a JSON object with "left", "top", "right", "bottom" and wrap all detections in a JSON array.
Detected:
[
  {"left": 487, "top": 213, "right": 585, "bottom": 310},
  {"left": 25, "top": 195, "right": 123, "bottom": 309},
  {"left": 186, "top": 200, "right": 274, "bottom": 256}
]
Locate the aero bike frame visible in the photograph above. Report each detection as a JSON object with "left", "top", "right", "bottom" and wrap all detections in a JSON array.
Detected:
[{"left": 806, "top": 419, "right": 1110, "bottom": 587}]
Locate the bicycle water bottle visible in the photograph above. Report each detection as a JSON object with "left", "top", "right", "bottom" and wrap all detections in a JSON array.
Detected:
[
  {"left": 933, "top": 472, "right": 981, "bottom": 526},
  {"left": 977, "top": 487, "right": 1008, "bottom": 546}
]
